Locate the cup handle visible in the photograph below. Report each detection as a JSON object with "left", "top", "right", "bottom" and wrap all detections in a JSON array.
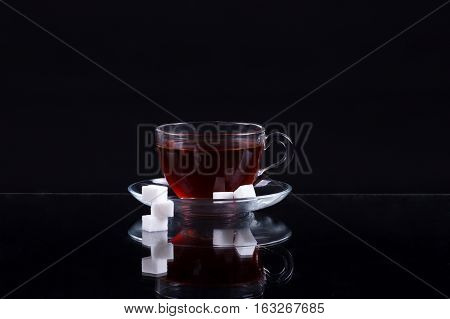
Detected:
[
  {"left": 258, "top": 132, "right": 294, "bottom": 176},
  {"left": 262, "top": 247, "right": 294, "bottom": 284}
]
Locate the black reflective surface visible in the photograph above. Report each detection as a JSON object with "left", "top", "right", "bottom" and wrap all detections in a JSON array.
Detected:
[{"left": 0, "top": 194, "right": 449, "bottom": 298}]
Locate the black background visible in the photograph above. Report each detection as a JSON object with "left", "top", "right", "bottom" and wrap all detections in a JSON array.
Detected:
[
  {"left": 1, "top": 0, "right": 449, "bottom": 193},
  {"left": 1, "top": 1, "right": 450, "bottom": 299}
]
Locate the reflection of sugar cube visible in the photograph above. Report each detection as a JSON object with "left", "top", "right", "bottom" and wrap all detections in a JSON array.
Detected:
[
  {"left": 152, "top": 200, "right": 174, "bottom": 218},
  {"left": 213, "top": 192, "right": 234, "bottom": 200},
  {"left": 142, "top": 185, "right": 168, "bottom": 205},
  {"left": 235, "top": 245, "right": 256, "bottom": 258},
  {"left": 142, "top": 230, "right": 168, "bottom": 247},
  {"left": 234, "top": 228, "right": 257, "bottom": 246},
  {"left": 213, "top": 229, "right": 235, "bottom": 247},
  {"left": 142, "top": 257, "right": 167, "bottom": 276},
  {"left": 152, "top": 242, "right": 174, "bottom": 260},
  {"left": 233, "top": 184, "right": 256, "bottom": 199},
  {"left": 142, "top": 215, "right": 168, "bottom": 232}
]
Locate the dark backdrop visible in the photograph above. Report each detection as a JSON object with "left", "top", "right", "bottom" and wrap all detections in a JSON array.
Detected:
[{"left": 1, "top": 0, "right": 449, "bottom": 193}]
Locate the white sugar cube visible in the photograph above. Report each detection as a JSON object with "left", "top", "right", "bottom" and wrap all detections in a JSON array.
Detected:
[
  {"left": 213, "top": 192, "right": 234, "bottom": 200},
  {"left": 234, "top": 228, "right": 257, "bottom": 246},
  {"left": 142, "top": 185, "right": 168, "bottom": 205},
  {"left": 153, "top": 177, "right": 169, "bottom": 186},
  {"left": 152, "top": 242, "right": 174, "bottom": 260},
  {"left": 142, "top": 214, "right": 168, "bottom": 232},
  {"left": 213, "top": 229, "right": 235, "bottom": 247},
  {"left": 235, "top": 245, "right": 256, "bottom": 258},
  {"left": 151, "top": 200, "right": 174, "bottom": 218},
  {"left": 233, "top": 184, "right": 256, "bottom": 199},
  {"left": 142, "top": 230, "right": 168, "bottom": 247},
  {"left": 142, "top": 257, "right": 167, "bottom": 276}
]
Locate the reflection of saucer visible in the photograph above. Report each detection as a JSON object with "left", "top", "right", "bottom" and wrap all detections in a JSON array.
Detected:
[
  {"left": 128, "top": 178, "right": 291, "bottom": 216},
  {"left": 129, "top": 214, "right": 291, "bottom": 247}
]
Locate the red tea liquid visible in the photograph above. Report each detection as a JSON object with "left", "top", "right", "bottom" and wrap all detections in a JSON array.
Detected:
[{"left": 157, "top": 141, "right": 263, "bottom": 198}]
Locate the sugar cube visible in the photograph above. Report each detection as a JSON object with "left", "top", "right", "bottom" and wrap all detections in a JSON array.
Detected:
[
  {"left": 213, "top": 229, "right": 235, "bottom": 247},
  {"left": 142, "top": 214, "right": 168, "bottom": 232},
  {"left": 234, "top": 228, "right": 257, "bottom": 246},
  {"left": 213, "top": 192, "right": 234, "bottom": 200},
  {"left": 233, "top": 184, "right": 256, "bottom": 199},
  {"left": 153, "top": 177, "right": 169, "bottom": 186},
  {"left": 142, "top": 257, "right": 167, "bottom": 276},
  {"left": 152, "top": 242, "right": 174, "bottom": 260},
  {"left": 142, "top": 185, "right": 168, "bottom": 205},
  {"left": 235, "top": 245, "right": 256, "bottom": 258},
  {"left": 151, "top": 200, "right": 174, "bottom": 218},
  {"left": 142, "top": 230, "right": 168, "bottom": 247}
]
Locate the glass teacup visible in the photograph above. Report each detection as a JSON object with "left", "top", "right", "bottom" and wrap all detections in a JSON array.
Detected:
[{"left": 156, "top": 122, "right": 292, "bottom": 199}]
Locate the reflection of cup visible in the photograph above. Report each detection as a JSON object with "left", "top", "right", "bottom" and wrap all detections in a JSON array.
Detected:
[
  {"left": 157, "top": 229, "right": 265, "bottom": 298},
  {"left": 151, "top": 227, "right": 293, "bottom": 298},
  {"left": 156, "top": 122, "right": 292, "bottom": 198},
  {"left": 141, "top": 213, "right": 293, "bottom": 298},
  {"left": 168, "top": 246, "right": 264, "bottom": 296}
]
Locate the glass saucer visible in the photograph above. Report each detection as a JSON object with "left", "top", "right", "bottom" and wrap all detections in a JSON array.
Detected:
[{"left": 128, "top": 178, "right": 292, "bottom": 216}]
